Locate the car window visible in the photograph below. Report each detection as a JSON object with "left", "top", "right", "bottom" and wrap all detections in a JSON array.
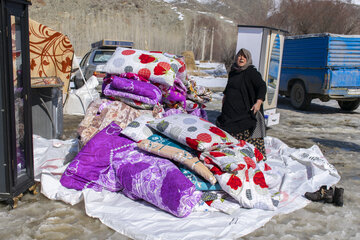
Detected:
[
  {"left": 79, "top": 52, "right": 91, "bottom": 68},
  {"left": 92, "top": 50, "right": 114, "bottom": 64}
]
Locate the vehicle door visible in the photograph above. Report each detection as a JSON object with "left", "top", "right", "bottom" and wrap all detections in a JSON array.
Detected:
[{"left": 75, "top": 51, "right": 90, "bottom": 80}]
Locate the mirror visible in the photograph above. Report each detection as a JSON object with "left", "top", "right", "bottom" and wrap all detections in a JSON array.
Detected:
[
  {"left": 267, "top": 34, "right": 280, "bottom": 105},
  {"left": 11, "top": 15, "right": 27, "bottom": 177}
]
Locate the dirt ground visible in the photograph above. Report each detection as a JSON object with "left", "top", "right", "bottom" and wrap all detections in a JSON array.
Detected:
[{"left": 62, "top": 114, "right": 84, "bottom": 140}]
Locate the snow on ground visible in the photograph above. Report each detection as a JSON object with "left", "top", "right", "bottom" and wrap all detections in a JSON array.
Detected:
[
  {"left": 198, "top": 63, "right": 227, "bottom": 77},
  {"left": 190, "top": 62, "right": 228, "bottom": 89},
  {"left": 211, "top": 91, "right": 223, "bottom": 100},
  {"left": 190, "top": 75, "right": 227, "bottom": 89}
]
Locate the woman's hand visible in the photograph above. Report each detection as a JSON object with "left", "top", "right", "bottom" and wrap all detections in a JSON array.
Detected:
[{"left": 251, "top": 99, "right": 263, "bottom": 114}]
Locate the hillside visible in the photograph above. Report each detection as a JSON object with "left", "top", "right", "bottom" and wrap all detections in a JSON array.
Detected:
[{"left": 29, "top": 0, "right": 272, "bottom": 60}]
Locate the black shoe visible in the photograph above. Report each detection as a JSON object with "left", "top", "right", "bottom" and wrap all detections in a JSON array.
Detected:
[
  {"left": 323, "top": 187, "right": 334, "bottom": 203},
  {"left": 304, "top": 185, "right": 327, "bottom": 202},
  {"left": 333, "top": 187, "right": 344, "bottom": 207}
]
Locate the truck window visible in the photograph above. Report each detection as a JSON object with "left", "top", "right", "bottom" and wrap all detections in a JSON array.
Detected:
[{"left": 93, "top": 50, "right": 114, "bottom": 64}]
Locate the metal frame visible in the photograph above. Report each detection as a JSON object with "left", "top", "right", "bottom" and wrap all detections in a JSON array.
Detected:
[{"left": 0, "top": 0, "right": 34, "bottom": 206}]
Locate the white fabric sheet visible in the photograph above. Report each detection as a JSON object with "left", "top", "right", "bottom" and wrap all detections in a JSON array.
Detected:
[
  {"left": 33, "top": 135, "right": 79, "bottom": 181},
  {"left": 35, "top": 136, "right": 340, "bottom": 239}
]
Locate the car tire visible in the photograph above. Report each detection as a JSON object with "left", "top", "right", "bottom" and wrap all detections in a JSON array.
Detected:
[
  {"left": 290, "top": 81, "right": 311, "bottom": 110},
  {"left": 337, "top": 99, "right": 360, "bottom": 111},
  {"left": 74, "top": 77, "right": 85, "bottom": 89}
]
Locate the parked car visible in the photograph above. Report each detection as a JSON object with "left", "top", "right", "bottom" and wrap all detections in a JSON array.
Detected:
[
  {"left": 279, "top": 33, "right": 360, "bottom": 111},
  {"left": 72, "top": 40, "right": 133, "bottom": 89}
]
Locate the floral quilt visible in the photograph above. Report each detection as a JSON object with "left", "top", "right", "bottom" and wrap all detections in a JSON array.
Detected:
[
  {"left": 199, "top": 140, "right": 274, "bottom": 210},
  {"left": 77, "top": 99, "right": 153, "bottom": 146},
  {"left": 61, "top": 122, "right": 201, "bottom": 217},
  {"left": 147, "top": 114, "right": 238, "bottom": 152},
  {"left": 103, "top": 48, "right": 183, "bottom": 87}
]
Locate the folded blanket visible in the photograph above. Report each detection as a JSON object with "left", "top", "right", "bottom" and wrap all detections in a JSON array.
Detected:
[
  {"left": 189, "top": 107, "right": 208, "bottom": 119},
  {"left": 103, "top": 76, "right": 162, "bottom": 106},
  {"left": 61, "top": 122, "right": 133, "bottom": 192},
  {"left": 137, "top": 139, "right": 217, "bottom": 185},
  {"left": 162, "top": 105, "right": 208, "bottom": 119},
  {"left": 77, "top": 99, "right": 154, "bottom": 146},
  {"left": 111, "top": 76, "right": 161, "bottom": 101},
  {"left": 199, "top": 142, "right": 274, "bottom": 210},
  {"left": 113, "top": 144, "right": 202, "bottom": 218},
  {"left": 186, "top": 79, "right": 212, "bottom": 104},
  {"left": 155, "top": 77, "right": 187, "bottom": 109},
  {"left": 63, "top": 122, "right": 201, "bottom": 218},
  {"left": 163, "top": 108, "right": 185, "bottom": 117},
  {"left": 115, "top": 97, "right": 155, "bottom": 110},
  {"left": 185, "top": 100, "right": 208, "bottom": 119}
]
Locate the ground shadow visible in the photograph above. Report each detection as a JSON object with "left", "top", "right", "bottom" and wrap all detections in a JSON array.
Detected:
[
  {"left": 311, "top": 138, "right": 360, "bottom": 152},
  {"left": 206, "top": 109, "right": 221, "bottom": 124},
  {"left": 277, "top": 96, "right": 360, "bottom": 115}
]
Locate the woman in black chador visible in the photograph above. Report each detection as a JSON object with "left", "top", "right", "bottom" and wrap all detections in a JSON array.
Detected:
[{"left": 216, "top": 48, "right": 267, "bottom": 159}]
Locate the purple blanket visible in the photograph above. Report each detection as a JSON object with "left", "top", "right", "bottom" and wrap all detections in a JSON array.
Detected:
[
  {"left": 155, "top": 77, "right": 187, "bottom": 108},
  {"left": 61, "top": 122, "right": 201, "bottom": 217},
  {"left": 103, "top": 76, "right": 162, "bottom": 105},
  {"left": 61, "top": 122, "right": 132, "bottom": 192},
  {"left": 113, "top": 146, "right": 201, "bottom": 217}
]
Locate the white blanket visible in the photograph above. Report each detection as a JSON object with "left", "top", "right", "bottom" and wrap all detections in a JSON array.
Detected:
[{"left": 36, "top": 136, "right": 340, "bottom": 240}]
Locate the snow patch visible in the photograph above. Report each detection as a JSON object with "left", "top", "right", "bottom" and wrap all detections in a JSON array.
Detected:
[
  {"left": 190, "top": 76, "right": 227, "bottom": 88},
  {"left": 162, "top": 0, "right": 178, "bottom": 3},
  {"left": 196, "top": 0, "right": 217, "bottom": 4},
  {"left": 171, "top": 7, "right": 184, "bottom": 20}
]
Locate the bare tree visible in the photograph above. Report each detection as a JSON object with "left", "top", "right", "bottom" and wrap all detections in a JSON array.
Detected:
[
  {"left": 186, "top": 15, "right": 224, "bottom": 61},
  {"left": 221, "top": 41, "right": 237, "bottom": 73},
  {"left": 266, "top": 0, "right": 360, "bottom": 35}
]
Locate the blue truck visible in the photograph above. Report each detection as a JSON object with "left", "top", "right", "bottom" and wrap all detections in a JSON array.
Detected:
[{"left": 279, "top": 33, "right": 360, "bottom": 111}]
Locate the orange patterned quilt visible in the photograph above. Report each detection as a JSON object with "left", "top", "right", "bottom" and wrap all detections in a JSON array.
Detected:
[{"left": 29, "top": 19, "right": 74, "bottom": 100}]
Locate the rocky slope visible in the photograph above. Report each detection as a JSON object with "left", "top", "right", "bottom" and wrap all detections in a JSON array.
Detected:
[{"left": 29, "top": 0, "right": 272, "bottom": 60}]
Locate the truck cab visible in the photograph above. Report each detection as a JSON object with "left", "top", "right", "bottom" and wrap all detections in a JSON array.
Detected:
[{"left": 279, "top": 33, "right": 360, "bottom": 111}]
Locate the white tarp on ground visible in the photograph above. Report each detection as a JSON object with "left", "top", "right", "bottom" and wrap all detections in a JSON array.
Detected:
[
  {"left": 34, "top": 136, "right": 340, "bottom": 240},
  {"left": 33, "top": 135, "right": 79, "bottom": 182}
]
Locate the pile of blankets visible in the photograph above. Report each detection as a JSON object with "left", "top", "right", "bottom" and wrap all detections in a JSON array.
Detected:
[
  {"left": 61, "top": 115, "right": 275, "bottom": 218},
  {"left": 61, "top": 48, "right": 277, "bottom": 218},
  {"left": 78, "top": 48, "right": 211, "bottom": 146},
  {"left": 101, "top": 48, "right": 211, "bottom": 113}
]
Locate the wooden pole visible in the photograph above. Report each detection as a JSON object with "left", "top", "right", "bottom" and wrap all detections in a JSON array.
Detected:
[
  {"left": 210, "top": 27, "right": 214, "bottom": 62},
  {"left": 201, "top": 27, "right": 206, "bottom": 61}
]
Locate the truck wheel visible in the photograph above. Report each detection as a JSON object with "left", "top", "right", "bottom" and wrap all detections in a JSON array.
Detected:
[
  {"left": 337, "top": 99, "right": 360, "bottom": 111},
  {"left": 74, "top": 77, "right": 85, "bottom": 89},
  {"left": 290, "top": 82, "right": 311, "bottom": 110}
]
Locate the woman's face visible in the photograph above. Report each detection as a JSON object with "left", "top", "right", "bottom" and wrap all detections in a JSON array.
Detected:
[{"left": 237, "top": 53, "right": 247, "bottom": 67}]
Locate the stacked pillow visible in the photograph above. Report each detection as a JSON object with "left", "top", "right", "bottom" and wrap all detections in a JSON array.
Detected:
[
  {"left": 147, "top": 113, "right": 238, "bottom": 152},
  {"left": 122, "top": 114, "right": 155, "bottom": 142},
  {"left": 137, "top": 134, "right": 217, "bottom": 187},
  {"left": 103, "top": 48, "right": 183, "bottom": 87}
]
